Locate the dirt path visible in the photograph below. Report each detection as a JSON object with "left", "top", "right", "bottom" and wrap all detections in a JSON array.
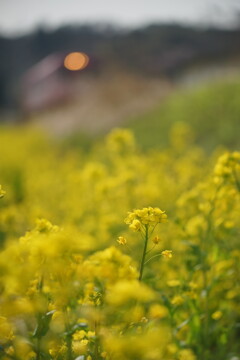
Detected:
[{"left": 31, "top": 73, "right": 173, "bottom": 136}]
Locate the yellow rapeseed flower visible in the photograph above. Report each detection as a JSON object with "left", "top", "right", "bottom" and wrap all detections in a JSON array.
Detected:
[
  {"left": 148, "top": 304, "right": 168, "bottom": 319},
  {"left": 161, "top": 250, "right": 173, "bottom": 259},
  {"left": 171, "top": 295, "right": 184, "bottom": 306},
  {"left": 152, "top": 235, "right": 161, "bottom": 244},
  {"left": 73, "top": 330, "right": 87, "bottom": 341},
  {"left": 129, "top": 219, "right": 141, "bottom": 231},
  {"left": 179, "top": 349, "right": 196, "bottom": 360},
  {"left": 167, "top": 279, "right": 181, "bottom": 287},
  {"left": 117, "top": 236, "right": 127, "bottom": 245},
  {"left": 212, "top": 311, "right": 223, "bottom": 320},
  {"left": 0, "top": 185, "right": 6, "bottom": 198},
  {"left": 125, "top": 207, "right": 167, "bottom": 231}
]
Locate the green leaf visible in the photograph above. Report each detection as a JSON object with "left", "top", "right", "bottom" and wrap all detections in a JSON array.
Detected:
[{"left": 33, "top": 310, "right": 55, "bottom": 339}]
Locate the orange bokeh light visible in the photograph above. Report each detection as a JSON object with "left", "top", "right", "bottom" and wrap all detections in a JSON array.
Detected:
[{"left": 64, "top": 52, "right": 89, "bottom": 71}]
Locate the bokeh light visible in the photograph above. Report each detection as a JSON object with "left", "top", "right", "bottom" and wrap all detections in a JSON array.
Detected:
[{"left": 64, "top": 52, "right": 89, "bottom": 71}]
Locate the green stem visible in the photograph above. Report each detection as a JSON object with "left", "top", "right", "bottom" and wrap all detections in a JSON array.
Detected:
[
  {"left": 139, "top": 225, "right": 149, "bottom": 282},
  {"left": 66, "top": 335, "right": 72, "bottom": 360},
  {"left": 94, "top": 319, "right": 100, "bottom": 360},
  {"left": 146, "top": 244, "right": 156, "bottom": 255},
  {"left": 233, "top": 167, "right": 240, "bottom": 193},
  {"left": 36, "top": 338, "right": 41, "bottom": 360},
  {"left": 64, "top": 309, "right": 73, "bottom": 360},
  {"left": 144, "top": 253, "right": 162, "bottom": 265}
]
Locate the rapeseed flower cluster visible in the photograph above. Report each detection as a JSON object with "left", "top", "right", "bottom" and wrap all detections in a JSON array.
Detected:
[
  {"left": 0, "top": 127, "right": 239, "bottom": 360},
  {"left": 125, "top": 207, "right": 167, "bottom": 231},
  {"left": 214, "top": 151, "right": 240, "bottom": 191}
]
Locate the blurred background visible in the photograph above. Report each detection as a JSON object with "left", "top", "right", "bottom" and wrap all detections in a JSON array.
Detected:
[{"left": 0, "top": 0, "right": 240, "bottom": 147}]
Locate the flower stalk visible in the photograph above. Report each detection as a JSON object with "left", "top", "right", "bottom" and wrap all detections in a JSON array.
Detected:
[{"left": 139, "top": 225, "right": 149, "bottom": 281}]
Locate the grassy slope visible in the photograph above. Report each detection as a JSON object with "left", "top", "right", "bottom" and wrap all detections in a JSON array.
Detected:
[{"left": 126, "top": 78, "right": 240, "bottom": 152}]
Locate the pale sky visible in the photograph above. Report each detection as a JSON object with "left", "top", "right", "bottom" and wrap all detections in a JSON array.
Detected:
[{"left": 0, "top": 0, "right": 239, "bottom": 36}]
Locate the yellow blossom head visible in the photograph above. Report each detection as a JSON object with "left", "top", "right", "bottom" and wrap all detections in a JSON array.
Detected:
[
  {"left": 0, "top": 185, "right": 6, "bottom": 199},
  {"left": 212, "top": 310, "right": 223, "bottom": 320},
  {"left": 161, "top": 250, "right": 172, "bottom": 259},
  {"left": 152, "top": 235, "right": 161, "bottom": 244},
  {"left": 125, "top": 207, "right": 167, "bottom": 231},
  {"left": 117, "top": 236, "right": 127, "bottom": 245}
]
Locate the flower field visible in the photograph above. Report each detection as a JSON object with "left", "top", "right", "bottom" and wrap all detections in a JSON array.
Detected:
[{"left": 0, "top": 119, "right": 240, "bottom": 360}]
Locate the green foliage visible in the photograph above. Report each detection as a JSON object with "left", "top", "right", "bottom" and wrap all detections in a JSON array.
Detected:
[{"left": 127, "top": 78, "right": 240, "bottom": 151}]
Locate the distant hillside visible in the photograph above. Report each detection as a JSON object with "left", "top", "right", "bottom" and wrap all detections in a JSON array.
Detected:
[
  {"left": 0, "top": 24, "right": 240, "bottom": 110},
  {"left": 126, "top": 78, "right": 240, "bottom": 152}
]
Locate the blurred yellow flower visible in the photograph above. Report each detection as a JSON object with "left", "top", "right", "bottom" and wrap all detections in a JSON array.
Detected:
[
  {"left": 0, "top": 185, "right": 6, "bottom": 198},
  {"left": 152, "top": 235, "right": 161, "bottom": 244},
  {"left": 212, "top": 311, "right": 223, "bottom": 320},
  {"left": 161, "top": 250, "right": 173, "bottom": 259},
  {"left": 171, "top": 295, "right": 184, "bottom": 306},
  {"left": 117, "top": 236, "right": 127, "bottom": 245}
]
